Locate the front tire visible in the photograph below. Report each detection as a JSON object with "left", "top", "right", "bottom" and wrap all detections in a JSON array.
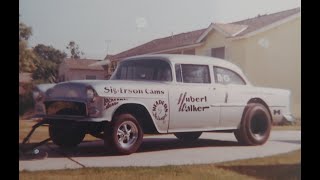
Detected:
[
  {"left": 104, "top": 114, "right": 143, "bottom": 155},
  {"left": 49, "top": 124, "right": 85, "bottom": 148},
  {"left": 234, "top": 103, "right": 272, "bottom": 145},
  {"left": 174, "top": 132, "right": 202, "bottom": 142}
]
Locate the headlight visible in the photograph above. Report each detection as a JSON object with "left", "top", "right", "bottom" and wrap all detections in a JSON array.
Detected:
[{"left": 86, "top": 88, "right": 96, "bottom": 102}]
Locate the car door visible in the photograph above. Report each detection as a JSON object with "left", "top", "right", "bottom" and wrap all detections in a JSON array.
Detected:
[
  {"left": 168, "top": 64, "right": 224, "bottom": 132},
  {"left": 213, "top": 66, "right": 248, "bottom": 128}
]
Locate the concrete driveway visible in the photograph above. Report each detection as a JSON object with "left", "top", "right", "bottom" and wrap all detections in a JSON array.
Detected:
[{"left": 19, "top": 130, "right": 301, "bottom": 171}]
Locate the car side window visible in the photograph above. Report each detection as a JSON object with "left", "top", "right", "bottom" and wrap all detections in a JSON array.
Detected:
[
  {"left": 112, "top": 59, "right": 172, "bottom": 81},
  {"left": 180, "top": 64, "right": 210, "bottom": 83},
  {"left": 213, "top": 66, "right": 246, "bottom": 85}
]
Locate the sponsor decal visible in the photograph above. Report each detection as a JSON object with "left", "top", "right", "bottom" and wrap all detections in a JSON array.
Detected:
[
  {"left": 104, "top": 86, "right": 165, "bottom": 95},
  {"left": 104, "top": 98, "right": 127, "bottom": 110},
  {"left": 177, "top": 92, "right": 210, "bottom": 112},
  {"left": 152, "top": 100, "right": 168, "bottom": 120},
  {"left": 273, "top": 109, "right": 281, "bottom": 115}
]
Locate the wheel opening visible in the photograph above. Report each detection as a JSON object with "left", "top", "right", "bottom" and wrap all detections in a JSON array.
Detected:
[{"left": 113, "top": 104, "right": 158, "bottom": 134}]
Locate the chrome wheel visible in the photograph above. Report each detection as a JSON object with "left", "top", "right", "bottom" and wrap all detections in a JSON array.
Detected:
[
  {"left": 105, "top": 113, "right": 144, "bottom": 155},
  {"left": 117, "top": 121, "right": 138, "bottom": 149}
]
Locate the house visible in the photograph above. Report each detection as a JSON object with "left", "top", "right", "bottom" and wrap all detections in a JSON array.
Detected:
[
  {"left": 58, "top": 58, "right": 108, "bottom": 81},
  {"left": 106, "top": 7, "right": 301, "bottom": 118}
]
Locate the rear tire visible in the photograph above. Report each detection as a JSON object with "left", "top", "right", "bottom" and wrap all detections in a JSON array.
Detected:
[
  {"left": 174, "top": 132, "right": 202, "bottom": 142},
  {"left": 104, "top": 114, "right": 143, "bottom": 155},
  {"left": 234, "top": 103, "right": 272, "bottom": 145}
]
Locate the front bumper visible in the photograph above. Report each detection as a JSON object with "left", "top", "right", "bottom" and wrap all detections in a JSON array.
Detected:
[{"left": 31, "top": 114, "right": 108, "bottom": 122}]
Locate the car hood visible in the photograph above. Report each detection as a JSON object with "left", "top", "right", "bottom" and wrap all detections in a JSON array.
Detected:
[{"left": 45, "top": 80, "right": 169, "bottom": 99}]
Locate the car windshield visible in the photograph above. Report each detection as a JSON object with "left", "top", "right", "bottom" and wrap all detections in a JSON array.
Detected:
[{"left": 111, "top": 59, "right": 172, "bottom": 81}]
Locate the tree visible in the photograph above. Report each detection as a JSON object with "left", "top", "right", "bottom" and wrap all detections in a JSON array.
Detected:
[
  {"left": 32, "top": 59, "right": 59, "bottom": 83},
  {"left": 32, "top": 44, "right": 67, "bottom": 83},
  {"left": 66, "top": 41, "right": 84, "bottom": 59},
  {"left": 34, "top": 44, "right": 67, "bottom": 64},
  {"left": 19, "top": 22, "right": 32, "bottom": 41},
  {"left": 19, "top": 22, "right": 38, "bottom": 73}
]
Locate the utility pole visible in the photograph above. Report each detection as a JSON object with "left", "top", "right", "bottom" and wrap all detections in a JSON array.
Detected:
[{"left": 105, "top": 40, "right": 111, "bottom": 58}]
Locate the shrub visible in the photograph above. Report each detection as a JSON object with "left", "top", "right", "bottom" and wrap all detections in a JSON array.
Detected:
[{"left": 19, "top": 84, "right": 34, "bottom": 116}]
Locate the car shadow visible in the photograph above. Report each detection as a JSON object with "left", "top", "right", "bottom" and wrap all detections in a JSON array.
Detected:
[{"left": 19, "top": 137, "right": 240, "bottom": 160}]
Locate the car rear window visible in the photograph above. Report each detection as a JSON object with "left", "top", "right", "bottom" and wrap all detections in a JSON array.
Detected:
[{"left": 213, "top": 66, "right": 246, "bottom": 85}]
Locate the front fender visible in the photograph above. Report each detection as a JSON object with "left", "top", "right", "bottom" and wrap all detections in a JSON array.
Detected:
[{"left": 102, "top": 98, "right": 169, "bottom": 133}]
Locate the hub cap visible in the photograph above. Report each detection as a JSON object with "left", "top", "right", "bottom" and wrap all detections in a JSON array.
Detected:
[{"left": 117, "top": 121, "right": 138, "bottom": 148}]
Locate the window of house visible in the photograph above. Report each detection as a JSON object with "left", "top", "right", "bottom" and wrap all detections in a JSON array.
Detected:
[
  {"left": 86, "top": 75, "right": 97, "bottom": 80},
  {"left": 211, "top": 47, "right": 225, "bottom": 59},
  {"left": 179, "top": 64, "right": 210, "bottom": 83},
  {"left": 213, "top": 66, "right": 246, "bottom": 85}
]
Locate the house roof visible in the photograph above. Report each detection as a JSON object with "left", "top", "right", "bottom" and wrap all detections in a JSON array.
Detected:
[
  {"left": 232, "top": 7, "right": 300, "bottom": 37},
  {"left": 63, "top": 58, "right": 105, "bottom": 70},
  {"left": 214, "top": 23, "right": 249, "bottom": 36},
  {"left": 111, "top": 28, "right": 207, "bottom": 61},
  {"left": 19, "top": 73, "right": 32, "bottom": 83},
  {"left": 111, "top": 7, "right": 300, "bottom": 61}
]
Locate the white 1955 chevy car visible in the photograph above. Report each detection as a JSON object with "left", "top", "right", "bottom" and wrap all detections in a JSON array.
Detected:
[{"left": 33, "top": 54, "right": 294, "bottom": 155}]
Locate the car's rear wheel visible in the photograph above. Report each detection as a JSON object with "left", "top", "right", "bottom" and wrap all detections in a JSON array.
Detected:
[
  {"left": 174, "top": 132, "right": 202, "bottom": 142},
  {"left": 234, "top": 103, "right": 272, "bottom": 145},
  {"left": 49, "top": 124, "right": 85, "bottom": 148},
  {"left": 104, "top": 114, "right": 143, "bottom": 155}
]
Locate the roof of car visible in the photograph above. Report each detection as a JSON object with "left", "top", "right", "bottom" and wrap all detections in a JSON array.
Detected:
[
  {"left": 121, "top": 54, "right": 251, "bottom": 85},
  {"left": 122, "top": 54, "right": 240, "bottom": 70}
]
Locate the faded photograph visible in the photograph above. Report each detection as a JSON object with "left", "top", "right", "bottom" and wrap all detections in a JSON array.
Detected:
[{"left": 19, "top": 0, "right": 301, "bottom": 179}]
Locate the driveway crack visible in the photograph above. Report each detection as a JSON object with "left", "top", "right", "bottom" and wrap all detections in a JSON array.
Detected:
[{"left": 46, "top": 144, "right": 86, "bottom": 168}]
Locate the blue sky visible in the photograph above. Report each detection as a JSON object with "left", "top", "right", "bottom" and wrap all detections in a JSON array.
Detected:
[{"left": 19, "top": 0, "right": 301, "bottom": 59}]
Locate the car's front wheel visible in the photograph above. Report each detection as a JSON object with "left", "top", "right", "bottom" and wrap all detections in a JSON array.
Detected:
[
  {"left": 174, "top": 132, "right": 202, "bottom": 142},
  {"left": 234, "top": 103, "right": 272, "bottom": 145},
  {"left": 49, "top": 124, "right": 85, "bottom": 148},
  {"left": 104, "top": 114, "right": 143, "bottom": 155}
]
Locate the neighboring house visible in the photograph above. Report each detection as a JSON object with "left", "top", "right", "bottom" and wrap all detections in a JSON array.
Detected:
[
  {"left": 107, "top": 7, "right": 301, "bottom": 118},
  {"left": 19, "top": 73, "right": 33, "bottom": 95},
  {"left": 58, "top": 58, "right": 108, "bottom": 81}
]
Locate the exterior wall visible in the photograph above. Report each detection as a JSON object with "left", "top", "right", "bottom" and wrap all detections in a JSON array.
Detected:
[
  {"left": 237, "top": 17, "right": 301, "bottom": 118},
  {"left": 58, "top": 61, "right": 68, "bottom": 81},
  {"left": 59, "top": 61, "right": 107, "bottom": 81},
  {"left": 195, "top": 30, "right": 247, "bottom": 69},
  {"left": 194, "top": 17, "right": 301, "bottom": 118},
  {"left": 226, "top": 39, "right": 247, "bottom": 70},
  {"left": 195, "top": 30, "right": 227, "bottom": 56},
  {"left": 65, "top": 69, "right": 107, "bottom": 81}
]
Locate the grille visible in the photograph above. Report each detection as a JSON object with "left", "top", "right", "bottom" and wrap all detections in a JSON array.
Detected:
[{"left": 45, "top": 101, "right": 87, "bottom": 116}]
